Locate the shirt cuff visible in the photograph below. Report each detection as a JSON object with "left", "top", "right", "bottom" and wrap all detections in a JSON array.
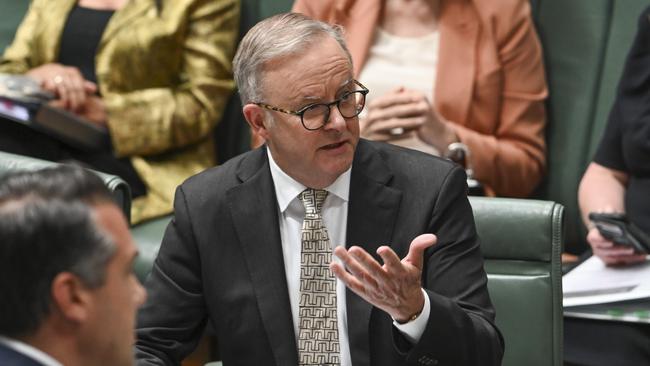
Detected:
[{"left": 392, "top": 288, "right": 431, "bottom": 344}]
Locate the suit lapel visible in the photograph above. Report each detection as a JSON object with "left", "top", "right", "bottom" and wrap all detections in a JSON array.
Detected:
[
  {"left": 100, "top": 0, "right": 153, "bottom": 48},
  {"left": 346, "top": 140, "right": 402, "bottom": 366},
  {"left": 435, "top": 0, "right": 479, "bottom": 125},
  {"left": 228, "top": 148, "right": 298, "bottom": 365}
]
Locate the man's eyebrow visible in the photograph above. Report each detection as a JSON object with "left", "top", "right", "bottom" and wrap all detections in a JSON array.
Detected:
[{"left": 298, "top": 78, "right": 355, "bottom": 105}]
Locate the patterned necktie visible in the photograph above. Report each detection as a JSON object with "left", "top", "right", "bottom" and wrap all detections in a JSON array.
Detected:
[{"left": 297, "top": 188, "right": 340, "bottom": 366}]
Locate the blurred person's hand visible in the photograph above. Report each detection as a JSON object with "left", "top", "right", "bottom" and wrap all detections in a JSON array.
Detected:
[
  {"left": 587, "top": 226, "right": 647, "bottom": 266},
  {"left": 361, "top": 87, "right": 426, "bottom": 140},
  {"left": 27, "top": 63, "right": 97, "bottom": 112},
  {"left": 361, "top": 87, "right": 457, "bottom": 151},
  {"left": 79, "top": 96, "right": 107, "bottom": 127}
]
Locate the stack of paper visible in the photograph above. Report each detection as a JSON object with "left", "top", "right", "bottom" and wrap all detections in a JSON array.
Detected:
[{"left": 563, "top": 256, "right": 650, "bottom": 307}]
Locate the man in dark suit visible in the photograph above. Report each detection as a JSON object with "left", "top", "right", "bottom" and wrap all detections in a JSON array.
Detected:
[
  {"left": 135, "top": 13, "right": 503, "bottom": 366},
  {"left": 0, "top": 165, "right": 146, "bottom": 366}
]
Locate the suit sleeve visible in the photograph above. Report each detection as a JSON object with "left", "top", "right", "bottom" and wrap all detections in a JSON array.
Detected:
[
  {"left": 105, "top": 0, "right": 239, "bottom": 157},
  {"left": 400, "top": 166, "right": 504, "bottom": 366},
  {"left": 135, "top": 186, "right": 208, "bottom": 365},
  {"left": 454, "top": 0, "right": 547, "bottom": 197}
]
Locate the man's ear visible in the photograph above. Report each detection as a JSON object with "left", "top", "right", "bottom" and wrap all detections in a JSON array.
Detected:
[
  {"left": 50, "top": 272, "right": 94, "bottom": 324},
  {"left": 243, "top": 104, "right": 271, "bottom": 141}
]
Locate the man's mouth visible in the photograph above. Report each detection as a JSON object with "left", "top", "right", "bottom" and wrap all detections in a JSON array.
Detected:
[{"left": 321, "top": 141, "right": 346, "bottom": 150}]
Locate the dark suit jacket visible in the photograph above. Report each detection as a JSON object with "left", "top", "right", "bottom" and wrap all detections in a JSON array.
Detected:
[
  {"left": 135, "top": 139, "right": 503, "bottom": 366},
  {"left": 0, "top": 342, "right": 45, "bottom": 366}
]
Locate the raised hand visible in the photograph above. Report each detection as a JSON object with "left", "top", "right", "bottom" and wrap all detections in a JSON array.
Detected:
[{"left": 330, "top": 233, "right": 436, "bottom": 322}]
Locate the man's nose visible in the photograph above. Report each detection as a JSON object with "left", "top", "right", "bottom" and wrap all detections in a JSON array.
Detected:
[
  {"left": 135, "top": 281, "right": 147, "bottom": 307},
  {"left": 324, "top": 105, "right": 348, "bottom": 132}
]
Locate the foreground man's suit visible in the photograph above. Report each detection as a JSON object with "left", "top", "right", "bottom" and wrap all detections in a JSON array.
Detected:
[{"left": 135, "top": 139, "right": 503, "bottom": 366}]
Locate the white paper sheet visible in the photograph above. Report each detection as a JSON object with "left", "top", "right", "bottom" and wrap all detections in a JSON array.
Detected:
[{"left": 563, "top": 256, "right": 650, "bottom": 307}]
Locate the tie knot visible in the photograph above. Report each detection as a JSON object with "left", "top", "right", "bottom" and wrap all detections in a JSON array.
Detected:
[{"left": 298, "top": 188, "right": 328, "bottom": 214}]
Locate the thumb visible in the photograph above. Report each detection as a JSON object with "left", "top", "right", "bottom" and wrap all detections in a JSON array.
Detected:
[
  {"left": 404, "top": 234, "right": 437, "bottom": 269},
  {"left": 83, "top": 81, "right": 97, "bottom": 94}
]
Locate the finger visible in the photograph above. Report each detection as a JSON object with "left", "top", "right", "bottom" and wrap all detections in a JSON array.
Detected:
[
  {"left": 54, "top": 77, "right": 71, "bottom": 109},
  {"left": 41, "top": 79, "right": 57, "bottom": 93},
  {"left": 83, "top": 81, "right": 98, "bottom": 94},
  {"left": 603, "top": 254, "right": 648, "bottom": 266},
  {"left": 594, "top": 249, "right": 635, "bottom": 265},
  {"left": 330, "top": 261, "right": 368, "bottom": 294},
  {"left": 595, "top": 244, "right": 635, "bottom": 256},
  {"left": 586, "top": 228, "right": 609, "bottom": 244},
  {"left": 330, "top": 261, "right": 395, "bottom": 307},
  {"left": 348, "top": 246, "right": 392, "bottom": 285},
  {"left": 48, "top": 99, "right": 65, "bottom": 109},
  {"left": 367, "top": 92, "right": 421, "bottom": 110},
  {"left": 364, "top": 117, "right": 424, "bottom": 136},
  {"left": 65, "top": 68, "right": 86, "bottom": 111},
  {"left": 333, "top": 246, "right": 379, "bottom": 288},
  {"left": 376, "top": 246, "right": 403, "bottom": 270},
  {"left": 368, "top": 102, "right": 426, "bottom": 121},
  {"left": 404, "top": 234, "right": 436, "bottom": 269}
]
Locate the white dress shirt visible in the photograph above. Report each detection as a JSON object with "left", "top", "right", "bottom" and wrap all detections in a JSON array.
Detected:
[
  {"left": 267, "top": 149, "right": 430, "bottom": 365},
  {"left": 0, "top": 336, "right": 62, "bottom": 366}
]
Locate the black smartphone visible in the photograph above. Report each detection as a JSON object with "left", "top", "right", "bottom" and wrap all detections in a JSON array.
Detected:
[{"left": 588, "top": 212, "right": 650, "bottom": 254}]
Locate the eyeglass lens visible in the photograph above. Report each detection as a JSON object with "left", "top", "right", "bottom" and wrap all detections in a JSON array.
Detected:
[{"left": 302, "top": 91, "right": 366, "bottom": 130}]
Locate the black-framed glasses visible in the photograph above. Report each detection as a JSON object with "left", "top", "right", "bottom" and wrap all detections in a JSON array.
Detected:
[{"left": 253, "top": 80, "right": 369, "bottom": 131}]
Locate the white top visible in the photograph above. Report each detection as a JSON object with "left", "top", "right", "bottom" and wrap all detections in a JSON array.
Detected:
[
  {"left": 267, "top": 149, "right": 431, "bottom": 365},
  {"left": 359, "top": 27, "right": 441, "bottom": 155},
  {"left": 0, "top": 336, "right": 63, "bottom": 366}
]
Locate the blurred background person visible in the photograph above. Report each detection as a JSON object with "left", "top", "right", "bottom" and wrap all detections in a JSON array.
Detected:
[
  {"left": 291, "top": 0, "right": 547, "bottom": 197},
  {"left": 0, "top": 165, "right": 146, "bottom": 366},
  {"left": 568, "top": 6, "right": 650, "bottom": 365},
  {"left": 0, "top": 0, "right": 239, "bottom": 223}
]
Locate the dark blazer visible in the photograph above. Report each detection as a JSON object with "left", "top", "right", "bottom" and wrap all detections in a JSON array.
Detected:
[
  {"left": 0, "top": 342, "right": 45, "bottom": 366},
  {"left": 135, "top": 139, "right": 503, "bottom": 366}
]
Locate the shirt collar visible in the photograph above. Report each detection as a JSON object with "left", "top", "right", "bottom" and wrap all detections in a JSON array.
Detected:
[
  {"left": 0, "top": 336, "right": 63, "bottom": 366},
  {"left": 267, "top": 149, "right": 351, "bottom": 213}
]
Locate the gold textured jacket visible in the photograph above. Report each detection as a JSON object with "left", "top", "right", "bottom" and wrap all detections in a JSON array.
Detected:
[{"left": 0, "top": 0, "right": 239, "bottom": 223}]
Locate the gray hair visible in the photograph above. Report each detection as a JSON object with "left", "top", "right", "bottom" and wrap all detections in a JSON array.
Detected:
[{"left": 233, "top": 12, "right": 353, "bottom": 104}]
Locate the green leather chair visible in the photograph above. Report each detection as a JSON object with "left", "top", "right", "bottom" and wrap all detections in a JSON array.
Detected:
[
  {"left": 471, "top": 197, "right": 564, "bottom": 366},
  {"left": 0, "top": 150, "right": 157, "bottom": 282},
  {"left": 0, "top": 150, "right": 131, "bottom": 218}
]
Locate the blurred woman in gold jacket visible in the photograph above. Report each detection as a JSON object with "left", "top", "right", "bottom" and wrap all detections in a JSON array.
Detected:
[{"left": 0, "top": 0, "right": 239, "bottom": 223}]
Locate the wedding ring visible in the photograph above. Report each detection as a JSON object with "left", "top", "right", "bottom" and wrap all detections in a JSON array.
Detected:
[
  {"left": 389, "top": 127, "right": 404, "bottom": 136},
  {"left": 53, "top": 75, "right": 63, "bottom": 85}
]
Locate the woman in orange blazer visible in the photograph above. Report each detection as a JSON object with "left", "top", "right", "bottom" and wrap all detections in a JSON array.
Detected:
[{"left": 292, "top": 0, "right": 547, "bottom": 197}]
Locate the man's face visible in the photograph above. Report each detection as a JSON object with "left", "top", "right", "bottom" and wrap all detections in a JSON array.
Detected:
[
  {"left": 254, "top": 35, "right": 360, "bottom": 188},
  {"left": 81, "top": 203, "right": 146, "bottom": 366}
]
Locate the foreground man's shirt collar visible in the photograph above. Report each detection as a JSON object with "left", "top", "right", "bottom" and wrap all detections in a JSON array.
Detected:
[
  {"left": 0, "top": 335, "right": 63, "bottom": 366},
  {"left": 266, "top": 148, "right": 351, "bottom": 212}
]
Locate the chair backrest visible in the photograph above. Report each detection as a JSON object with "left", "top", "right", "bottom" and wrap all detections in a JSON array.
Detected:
[
  {"left": 531, "top": 0, "right": 648, "bottom": 253},
  {"left": 0, "top": 151, "right": 131, "bottom": 219},
  {"left": 0, "top": 0, "right": 29, "bottom": 54},
  {"left": 470, "top": 197, "right": 564, "bottom": 366}
]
